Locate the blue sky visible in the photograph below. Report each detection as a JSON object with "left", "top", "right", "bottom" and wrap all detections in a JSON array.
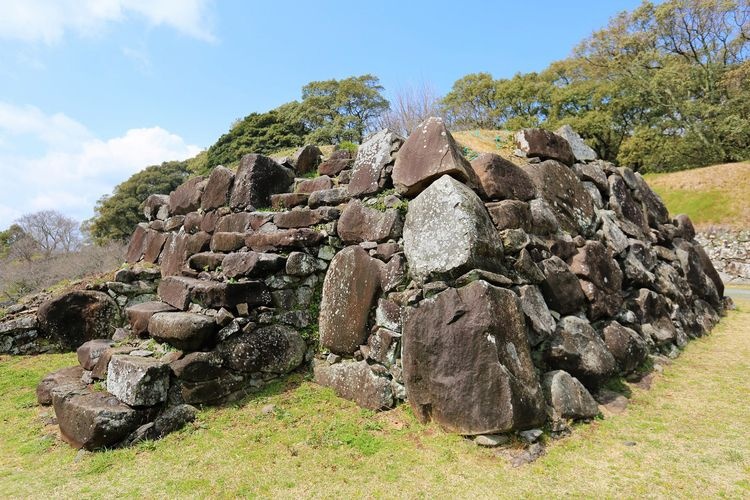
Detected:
[{"left": 0, "top": 0, "right": 644, "bottom": 229}]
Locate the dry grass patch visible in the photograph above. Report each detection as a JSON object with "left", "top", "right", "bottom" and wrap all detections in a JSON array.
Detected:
[{"left": 0, "top": 299, "right": 749, "bottom": 497}]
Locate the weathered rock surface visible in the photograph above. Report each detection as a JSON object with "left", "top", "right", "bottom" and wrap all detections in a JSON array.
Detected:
[
  {"left": 545, "top": 316, "right": 616, "bottom": 387},
  {"left": 348, "top": 129, "right": 402, "bottom": 197},
  {"left": 402, "top": 281, "right": 545, "bottom": 434},
  {"left": 148, "top": 312, "right": 218, "bottom": 351},
  {"left": 539, "top": 257, "right": 586, "bottom": 315},
  {"left": 229, "top": 154, "right": 294, "bottom": 210},
  {"left": 107, "top": 355, "right": 170, "bottom": 407},
  {"left": 126, "top": 301, "right": 176, "bottom": 337},
  {"left": 221, "top": 324, "right": 305, "bottom": 374},
  {"left": 157, "top": 276, "right": 271, "bottom": 311},
  {"left": 601, "top": 321, "right": 649, "bottom": 374},
  {"left": 518, "top": 285, "right": 556, "bottom": 346},
  {"left": 37, "top": 366, "right": 85, "bottom": 406},
  {"left": 53, "top": 389, "right": 144, "bottom": 450},
  {"left": 319, "top": 246, "right": 381, "bottom": 355},
  {"left": 77, "top": 339, "right": 115, "bottom": 371},
  {"left": 169, "top": 177, "right": 206, "bottom": 216},
  {"left": 523, "top": 160, "right": 596, "bottom": 235},
  {"left": 542, "top": 370, "right": 599, "bottom": 420},
  {"left": 201, "top": 165, "right": 234, "bottom": 210},
  {"left": 393, "top": 117, "right": 478, "bottom": 196},
  {"left": 515, "top": 128, "right": 576, "bottom": 166},
  {"left": 337, "top": 199, "right": 402, "bottom": 244},
  {"left": 470, "top": 153, "right": 536, "bottom": 201},
  {"left": 37, "top": 291, "right": 120, "bottom": 351},
  {"left": 569, "top": 241, "right": 624, "bottom": 319},
  {"left": 404, "top": 175, "right": 503, "bottom": 283},
  {"left": 313, "top": 360, "right": 394, "bottom": 411},
  {"left": 555, "top": 125, "right": 597, "bottom": 162}
]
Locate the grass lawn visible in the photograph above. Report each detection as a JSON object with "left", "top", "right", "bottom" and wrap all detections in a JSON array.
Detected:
[{"left": 1, "top": 299, "right": 749, "bottom": 498}]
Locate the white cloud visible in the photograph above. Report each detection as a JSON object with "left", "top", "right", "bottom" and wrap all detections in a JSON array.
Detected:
[
  {"left": 0, "top": 0, "right": 215, "bottom": 44},
  {"left": 0, "top": 102, "right": 201, "bottom": 228}
]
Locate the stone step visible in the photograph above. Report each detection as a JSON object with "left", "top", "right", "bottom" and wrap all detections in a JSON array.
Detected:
[
  {"left": 125, "top": 301, "right": 177, "bottom": 337},
  {"left": 148, "top": 311, "right": 219, "bottom": 351},
  {"left": 157, "top": 276, "right": 271, "bottom": 311}
]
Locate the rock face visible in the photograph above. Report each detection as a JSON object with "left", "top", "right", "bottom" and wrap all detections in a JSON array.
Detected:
[
  {"left": 221, "top": 325, "right": 306, "bottom": 374},
  {"left": 545, "top": 316, "right": 616, "bottom": 387},
  {"left": 348, "top": 129, "right": 402, "bottom": 197},
  {"left": 392, "top": 117, "right": 478, "bottom": 196},
  {"left": 229, "top": 154, "right": 293, "bottom": 210},
  {"left": 542, "top": 370, "right": 599, "bottom": 420},
  {"left": 148, "top": 312, "right": 218, "bottom": 351},
  {"left": 555, "top": 125, "right": 597, "bottom": 162},
  {"left": 337, "top": 199, "right": 402, "bottom": 244},
  {"left": 37, "top": 291, "right": 120, "bottom": 351},
  {"left": 404, "top": 175, "right": 503, "bottom": 283},
  {"left": 313, "top": 360, "right": 394, "bottom": 411},
  {"left": 402, "top": 281, "right": 545, "bottom": 435},
  {"left": 470, "top": 153, "right": 536, "bottom": 201},
  {"left": 319, "top": 246, "right": 381, "bottom": 355},
  {"left": 523, "top": 160, "right": 596, "bottom": 235},
  {"left": 201, "top": 165, "right": 234, "bottom": 210},
  {"left": 539, "top": 257, "right": 586, "bottom": 315},
  {"left": 107, "top": 355, "right": 170, "bottom": 407},
  {"left": 515, "top": 128, "right": 576, "bottom": 166},
  {"left": 37, "top": 366, "right": 85, "bottom": 406},
  {"left": 170, "top": 177, "right": 206, "bottom": 215}
]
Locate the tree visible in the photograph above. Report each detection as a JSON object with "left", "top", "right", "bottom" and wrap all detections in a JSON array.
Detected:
[
  {"left": 441, "top": 73, "right": 502, "bottom": 129},
  {"left": 376, "top": 82, "right": 442, "bottom": 136},
  {"left": 88, "top": 161, "right": 191, "bottom": 243},
  {"left": 0, "top": 224, "right": 24, "bottom": 259},
  {"left": 14, "top": 210, "right": 81, "bottom": 258},
  {"left": 299, "top": 74, "right": 390, "bottom": 144}
]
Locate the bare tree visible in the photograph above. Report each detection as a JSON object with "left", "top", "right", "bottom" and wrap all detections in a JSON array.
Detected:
[
  {"left": 14, "top": 210, "right": 81, "bottom": 257},
  {"left": 376, "top": 82, "right": 442, "bottom": 136}
]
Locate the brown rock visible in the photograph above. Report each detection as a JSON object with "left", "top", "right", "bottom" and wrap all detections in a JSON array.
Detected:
[
  {"left": 568, "top": 241, "right": 624, "bottom": 320},
  {"left": 290, "top": 145, "right": 322, "bottom": 175},
  {"left": 201, "top": 165, "right": 234, "bottom": 210},
  {"left": 314, "top": 360, "right": 394, "bottom": 411},
  {"left": 157, "top": 276, "right": 271, "bottom": 311},
  {"left": 522, "top": 160, "right": 596, "bottom": 235},
  {"left": 318, "top": 158, "right": 353, "bottom": 176},
  {"left": 515, "top": 128, "right": 575, "bottom": 166},
  {"left": 142, "top": 230, "right": 167, "bottom": 263},
  {"left": 210, "top": 232, "right": 246, "bottom": 252},
  {"left": 37, "top": 291, "right": 120, "bottom": 351},
  {"left": 319, "top": 246, "right": 381, "bottom": 355},
  {"left": 609, "top": 175, "right": 647, "bottom": 232},
  {"left": 186, "top": 231, "right": 211, "bottom": 255},
  {"left": 222, "top": 251, "right": 285, "bottom": 279},
  {"left": 308, "top": 187, "right": 351, "bottom": 208},
  {"left": 169, "top": 176, "right": 206, "bottom": 216},
  {"left": 274, "top": 208, "right": 324, "bottom": 229},
  {"left": 36, "top": 366, "right": 85, "bottom": 405},
  {"left": 539, "top": 256, "right": 586, "bottom": 315},
  {"left": 159, "top": 233, "right": 189, "bottom": 277},
  {"left": 337, "top": 199, "right": 402, "bottom": 244},
  {"left": 142, "top": 194, "right": 170, "bottom": 221},
  {"left": 187, "top": 252, "right": 226, "bottom": 272},
  {"left": 125, "top": 225, "right": 148, "bottom": 263},
  {"left": 229, "top": 154, "right": 294, "bottom": 210},
  {"left": 271, "top": 193, "right": 309, "bottom": 210},
  {"left": 295, "top": 175, "right": 333, "bottom": 194},
  {"left": 126, "top": 301, "right": 176, "bottom": 337},
  {"left": 76, "top": 339, "right": 115, "bottom": 370},
  {"left": 148, "top": 312, "right": 219, "bottom": 351},
  {"left": 348, "top": 129, "right": 403, "bottom": 197},
  {"left": 402, "top": 281, "right": 546, "bottom": 434},
  {"left": 183, "top": 211, "right": 203, "bottom": 234},
  {"left": 471, "top": 153, "right": 536, "bottom": 201},
  {"left": 392, "top": 117, "right": 478, "bottom": 196},
  {"left": 485, "top": 200, "right": 532, "bottom": 231},
  {"left": 245, "top": 228, "right": 324, "bottom": 252},
  {"left": 602, "top": 321, "right": 649, "bottom": 374},
  {"left": 216, "top": 212, "right": 259, "bottom": 233}
]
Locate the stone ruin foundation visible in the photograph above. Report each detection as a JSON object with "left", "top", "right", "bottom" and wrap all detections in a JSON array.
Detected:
[{"left": 24, "top": 118, "right": 729, "bottom": 450}]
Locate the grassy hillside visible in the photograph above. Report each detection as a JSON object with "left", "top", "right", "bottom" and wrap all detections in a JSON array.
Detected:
[
  {"left": 1, "top": 298, "right": 749, "bottom": 497},
  {"left": 644, "top": 162, "right": 750, "bottom": 230}
]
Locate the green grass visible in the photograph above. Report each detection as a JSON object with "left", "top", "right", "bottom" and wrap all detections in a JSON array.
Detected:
[
  {"left": 1, "top": 300, "right": 749, "bottom": 497},
  {"left": 647, "top": 188, "right": 738, "bottom": 226}
]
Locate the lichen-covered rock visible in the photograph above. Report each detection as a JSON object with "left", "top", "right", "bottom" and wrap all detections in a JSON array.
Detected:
[
  {"left": 470, "top": 153, "right": 536, "bottom": 201},
  {"left": 555, "top": 125, "right": 597, "bottom": 162},
  {"left": 313, "top": 360, "right": 394, "bottom": 411},
  {"left": 542, "top": 370, "right": 599, "bottom": 421},
  {"left": 544, "top": 316, "right": 616, "bottom": 387},
  {"left": 229, "top": 154, "right": 294, "bottom": 210},
  {"left": 319, "top": 246, "right": 381, "bottom": 355},
  {"left": 515, "top": 128, "right": 576, "bottom": 166},
  {"left": 337, "top": 199, "right": 402, "bottom": 244},
  {"left": 148, "top": 312, "right": 218, "bottom": 351},
  {"left": 348, "top": 129, "right": 403, "bottom": 197},
  {"left": 220, "top": 324, "right": 305, "bottom": 374},
  {"left": 307, "top": 187, "right": 351, "bottom": 208},
  {"left": 523, "top": 160, "right": 596, "bottom": 235},
  {"left": 143, "top": 194, "right": 170, "bottom": 221},
  {"left": 392, "top": 117, "right": 478, "bottom": 196},
  {"left": 538, "top": 256, "right": 586, "bottom": 315},
  {"left": 609, "top": 175, "right": 647, "bottom": 232},
  {"left": 37, "top": 291, "right": 120, "bottom": 351},
  {"left": 245, "top": 228, "right": 324, "bottom": 252},
  {"left": 107, "top": 355, "right": 170, "bottom": 407},
  {"left": 53, "top": 389, "right": 144, "bottom": 450},
  {"left": 404, "top": 175, "right": 503, "bottom": 283},
  {"left": 402, "top": 281, "right": 546, "bottom": 435}
]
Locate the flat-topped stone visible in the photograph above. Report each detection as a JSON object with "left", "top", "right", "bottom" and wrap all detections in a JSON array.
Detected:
[{"left": 148, "top": 312, "right": 219, "bottom": 351}]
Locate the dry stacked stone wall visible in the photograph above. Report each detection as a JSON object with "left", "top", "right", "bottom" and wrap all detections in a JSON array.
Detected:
[{"left": 34, "top": 119, "right": 728, "bottom": 450}]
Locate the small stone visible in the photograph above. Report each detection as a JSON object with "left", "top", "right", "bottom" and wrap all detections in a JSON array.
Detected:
[
  {"left": 474, "top": 434, "right": 510, "bottom": 447},
  {"left": 261, "top": 404, "right": 276, "bottom": 415},
  {"left": 519, "top": 428, "right": 543, "bottom": 444}
]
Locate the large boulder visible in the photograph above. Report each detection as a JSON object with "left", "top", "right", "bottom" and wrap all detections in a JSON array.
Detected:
[
  {"left": 515, "top": 128, "right": 576, "bottom": 166},
  {"left": 555, "top": 125, "right": 597, "bottom": 162},
  {"left": 403, "top": 175, "right": 504, "bottom": 283},
  {"left": 319, "top": 246, "right": 381, "bottom": 355},
  {"left": 169, "top": 176, "right": 206, "bottom": 216},
  {"left": 544, "top": 316, "right": 616, "bottom": 388},
  {"left": 347, "top": 129, "right": 403, "bottom": 197},
  {"left": 523, "top": 160, "right": 596, "bottom": 235},
  {"left": 538, "top": 256, "right": 586, "bottom": 315},
  {"left": 568, "top": 241, "right": 624, "bottom": 320},
  {"left": 601, "top": 321, "right": 649, "bottom": 374},
  {"left": 53, "top": 389, "right": 144, "bottom": 450},
  {"left": 229, "top": 154, "right": 294, "bottom": 210},
  {"left": 609, "top": 175, "right": 647, "bottom": 232},
  {"left": 392, "top": 117, "right": 478, "bottom": 196},
  {"left": 148, "top": 312, "right": 218, "bottom": 351},
  {"left": 518, "top": 285, "right": 556, "bottom": 346},
  {"left": 470, "top": 153, "right": 536, "bottom": 201},
  {"left": 157, "top": 276, "right": 271, "bottom": 311},
  {"left": 542, "top": 370, "right": 599, "bottom": 421},
  {"left": 313, "top": 360, "right": 394, "bottom": 411},
  {"left": 220, "top": 324, "right": 306, "bottom": 374},
  {"left": 337, "top": 199, "right": 402, "bottom": 244},
  {"left": 37, "top": 291, "right": 120, "bottom": 351},
  {"left": 402, "top": 281, "right": 546, "bottom": 435},
  {"left": 201, "top": 165, "right": 234, "bottom": 210},
  {"left": 485, "top": 200, "right": 532, "bottom": 232},
  {"left": 107, "top": 355, "right": 170, "bottom": 407},
  {"left": 289, "top": 145, "right": 322, "bottom": 175},
  {"left": 125, "top": 225, "right": 148, "bottom": 263}
]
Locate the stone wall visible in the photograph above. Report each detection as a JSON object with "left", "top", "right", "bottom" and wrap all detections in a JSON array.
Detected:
[
  {"left": 33, "top": 119, "right": 728, "bottom": 450},
  {"left": 696, "top": 229, "right": 750, "bottom": 283}
]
